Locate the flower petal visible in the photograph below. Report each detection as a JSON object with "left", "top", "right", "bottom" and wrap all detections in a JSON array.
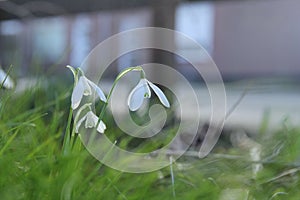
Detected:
[
  {"left": 85, "top": 111, "right": 98, "bottom": 128},
  {"left": 97, "top": 120, "right": 106, "bottom": 133},
  {"left": 81, "top": 77, "right": 92, "bottom": 96},
  {"left": 86, "top": 79, "right": 107, "bottom": 102},
  {"left": 0, "top": 68, "right": 14, "bottom": 89},
  {"left": 147, "top": 81, "right": 170, "bottom": 108},
  {"left": 75, "top": 113, "right": 87, "bottom": 133},
  {"left": 71, "top": 77, "right": 85, "bottom": 109},
  {"left": 0, "top": 68, "right": 6, "bottom": 82},
  {"left": 127, "top": 79, "right": 150, "bottom": 111}
]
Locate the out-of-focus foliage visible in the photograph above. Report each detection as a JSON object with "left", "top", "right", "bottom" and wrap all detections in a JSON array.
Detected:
[{"left": 0, "top": 77, "right": 299, "bottom": 200}]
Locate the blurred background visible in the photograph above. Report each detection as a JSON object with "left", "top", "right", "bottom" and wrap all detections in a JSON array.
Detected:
[{"left": 0, "top": 0, "right": 299, "bottom": 132}]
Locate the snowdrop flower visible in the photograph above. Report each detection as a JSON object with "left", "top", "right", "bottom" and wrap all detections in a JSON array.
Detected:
[
  {"left": 71, "top": 75, "right": 107, "bottom": 110},
  {"left": 0, "top": 68, "right": 14, "bottom": 89},
  {"left": 75, "top": 110, "right": 106, "bottom": 134},
  {"left": 128, "top": 78, "right": 170, "bottom": 111}
]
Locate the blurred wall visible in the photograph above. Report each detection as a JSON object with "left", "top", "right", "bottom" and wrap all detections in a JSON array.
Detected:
[
  {"left": 1, "top": 0, "right": 300, "bottom": 81},
  {"left": 213, "top": 0, "right": 300, "bottom": 79}
]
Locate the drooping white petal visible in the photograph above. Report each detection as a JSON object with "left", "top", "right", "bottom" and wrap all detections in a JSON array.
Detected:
[
  {"left": 97, "top": 120, "right": 106, "bottom": 133},
  {"left": 0, "top": 68, "right": 14, "bottom": 89},
  {"left": 127, "top": 79, "right": 151, "bottom": 111},
  {"left": 147, "top": 81, "right": 170, "bottom": 108},
  {"left": 71, "top": 77, "right": 85, "bottom": 109},
  {"left": 84, "top": 111, "right": 98, "bottom": 128},
  {"left": 86, "top": 79, "right": 107, "bottom": 102},
  {"left": 75, "top": 114, "right": 87, "bottom": 133},
  {"left": 71, "top": 77, "right": 94, "bottom": 109},
  {"left": 75, "top": 111, "right": 106, "bottom": 134},
  {"left": 2, "top": 76, "right": 14, "bottom": 89},
  {"left": 81, "top": 76, "right": 92, "bottom": 96}
]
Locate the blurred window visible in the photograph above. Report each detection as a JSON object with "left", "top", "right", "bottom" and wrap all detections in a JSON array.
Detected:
[
  {"left": 32, "top": 16, "right": 67, "bottom": 63},
  {"left": 176, "top": 2, "right": 214, "bottom": 63},
  {"left": 0, "top": 19, "right": 22, "bottom": 66},
  {"left": 1, "top": 19, "right": 22, "bottom": 35},
  {"left": 70, "top": 14, "right": 92, "bottom": 67}
]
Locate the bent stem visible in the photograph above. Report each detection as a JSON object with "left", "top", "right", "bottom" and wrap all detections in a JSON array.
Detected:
[
  {"left": 87, "top": 66, "right": 144, "bottom": 146},
  {"left": 96, "top": 66, "right": 144, "bottom": 124},
  {"left": 67, "top": 65, "right": 145, "bottom": 150}
]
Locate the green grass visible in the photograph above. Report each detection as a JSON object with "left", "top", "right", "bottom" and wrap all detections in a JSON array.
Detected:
[{"left": 0, "top": 77, "right": 300, "bottom": 200}]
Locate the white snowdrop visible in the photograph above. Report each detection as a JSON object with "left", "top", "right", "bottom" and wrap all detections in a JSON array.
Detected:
[
  {"left": 0, "top": 68, "right": 14, "bottom": 89},
  {"left": 127, "top": 78, "right": 170, "bottom": 111},
  {"left": 71, "top": 75, "right": 107, "bottom": 110},
  {"left": 75, "top": 111, "right": 106, "bottom": 134}
]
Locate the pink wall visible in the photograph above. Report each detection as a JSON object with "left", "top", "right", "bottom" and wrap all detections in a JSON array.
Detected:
[{"left": 213, "top": 0, "right": 300, "bottom": 78}]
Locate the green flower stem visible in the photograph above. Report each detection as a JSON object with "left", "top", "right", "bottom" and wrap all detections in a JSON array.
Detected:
[
  {"left": 77, "top": 140, "right": 118, "bottom": 195},
  {"left": 62, "top": 101, "right": 73, "bottom": 155},
  {"left": 96, "top": 66, "right": 144, "bottom": 124},
  {"left": 87, "top": 66, "right": 145, "bottom": 146},
  {"left": 63, "top": 65, "right": 80, "bottom": 155},
  {"left": 88, "top": 66, "right": 144, "bottom": 147},
  {"left": 66, "top": 65, "right": 144, "bottom": 151}
]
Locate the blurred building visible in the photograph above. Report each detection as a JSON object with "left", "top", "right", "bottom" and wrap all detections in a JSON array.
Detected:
[
  {"left": 213, "top": 0, "right": 300, "bottom": 80},
  {"left": 0, "top": 0, "right": 299, "bottom": 80}
]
